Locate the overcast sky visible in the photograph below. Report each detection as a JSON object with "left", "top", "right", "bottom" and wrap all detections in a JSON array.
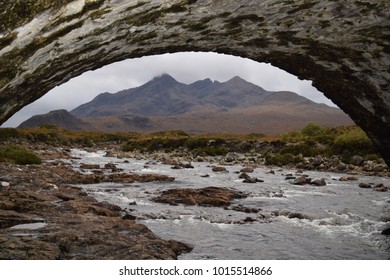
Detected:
[{"left": 2, "top": 52, "right": 335, "bottom": 127}]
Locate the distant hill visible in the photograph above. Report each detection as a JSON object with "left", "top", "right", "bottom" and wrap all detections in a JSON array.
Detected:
[
  {"left": 20, "top": 75, "right": 354, "bottom": 134},
  {"left": 18, "top": 109, "right": 90, "bottom": 130}
]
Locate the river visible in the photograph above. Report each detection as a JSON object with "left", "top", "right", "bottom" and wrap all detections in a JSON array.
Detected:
[{"left": 69, "top": 149, "right": 390, "bottom": 259}]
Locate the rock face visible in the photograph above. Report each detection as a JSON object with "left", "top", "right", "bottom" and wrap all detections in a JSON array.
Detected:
[
  {"left": 0, "top": 160, "right": 191, "bottom": 259},
  {"left": 0, "top": 0, "right": 389, "bottom": 165}
]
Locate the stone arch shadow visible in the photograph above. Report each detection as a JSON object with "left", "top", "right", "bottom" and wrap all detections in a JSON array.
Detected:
[{"left": 0, "top": 0, "right": 389, "bottom": 165}]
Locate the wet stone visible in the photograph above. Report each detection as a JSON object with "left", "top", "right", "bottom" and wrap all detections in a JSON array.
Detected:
[
  {"left": 359, "top": 183, "right": 372, "bottom": 189},
  {"left": 212, "top": 166, "right": 228, "bottom": 173},
  {"left": 152, "top": 187, "right": 247, "bottom": 207}
]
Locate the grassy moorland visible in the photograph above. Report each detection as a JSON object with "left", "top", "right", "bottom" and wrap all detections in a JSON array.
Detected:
[{"left": 0, "top": 124, "right": 386, "bottom": 172}]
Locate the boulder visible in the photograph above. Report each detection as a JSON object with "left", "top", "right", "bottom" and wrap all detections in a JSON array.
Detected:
[
  {"left": 291, "top": 176, "right": 311, "bottom": 185},
  {"left": 240, "top": 167, "right": 254, "bottom": 173},
  {"left": 243, "top": 178, "right": 264, "bottom": 184},
  {"left": 212, "top": 166, "right": 228, "bottom": 173},
  {"left": 238, "top": 172, "right": 251, "bottom": 179},
  {"left": 350, "top": 155, "right": 365, "bottom": 166},
  {"left": 339, "top": 176, "right": 358, "bottom": 181},
  {"left": 310, "top": 178, "right": 327, "bottom": 186},
  {"left": 152, "top": 187, "right": 247, "bottom": 207},
  {"left": 1, "top": 181, "right": 10, "bottom": 187},
  {"left": 381, "top": 227, "right": 390, "bottom": 236},
  {"left": 359, "top": 183, "right": 372, "bottom": 189},
  {"left": 287, "top": 213, "right": 310, "bottom": 220},
  {"left": 80, "top": 164, "right": 100, "bottom": 169}
]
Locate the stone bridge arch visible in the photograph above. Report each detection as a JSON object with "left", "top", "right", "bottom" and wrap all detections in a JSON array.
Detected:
[{"left": 0, "top": 0, "right": 389, "bottom": 165}]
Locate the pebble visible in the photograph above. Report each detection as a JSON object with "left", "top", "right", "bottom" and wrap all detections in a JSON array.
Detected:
[{"left": 1, "top": 181, "right": 10, "bottom": 187}]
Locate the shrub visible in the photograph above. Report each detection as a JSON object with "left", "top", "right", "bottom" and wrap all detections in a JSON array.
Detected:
[
  {"left": 330, "top": 127, "right": 377, "bottom": 162},
  {"left": 0, "top": 145, "right": 42, "bottom": 164},
  {"left": 332, "top": 128, "right": 374, "bottom": 153},
  {"left": 301, "top": 123, "right": 325, "bottom": 137},
  {"left": 280, "top": 142, "right": 321, "bottom": 157},
  {"left": 0, "top": 128, "right": 21, "bottom": 140},
  {"left": 265, "top": 153, "right": 303, "bottom": 166},
  {"left": 192, "top": 146, "right": 229, "bottom": 156}
]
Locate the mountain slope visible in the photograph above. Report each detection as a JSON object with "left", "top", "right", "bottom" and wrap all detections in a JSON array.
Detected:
[
  {"left": 71, "top": 74, "right": 284, "bottom": 117},
  {"left": 18, "top": 109, "right": 91, "bottom": 130},
  {"left": 22, "top": 75, "right": 354, "bottom": 134}
]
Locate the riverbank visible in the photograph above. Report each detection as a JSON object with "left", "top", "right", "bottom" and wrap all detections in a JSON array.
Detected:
[
  {"left": 0, "top": 125, "right": 389, "bottom": 259},
  {"left": 0, "top": 148, "right": 192, "bottom": 259}
]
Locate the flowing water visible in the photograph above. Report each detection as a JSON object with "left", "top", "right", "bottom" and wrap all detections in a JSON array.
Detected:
[{"left": 69, "top": 149, "right": 390, "bottom": 259}]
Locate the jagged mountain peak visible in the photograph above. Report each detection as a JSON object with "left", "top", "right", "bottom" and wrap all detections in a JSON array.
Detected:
[
  {"left": 146, "top": 73, "right": 180, "bottom": 88},
  {"left": 21, "top": 75, "right": 352, "bottom": 133},
  {"left": 70, "top": 75, "right": 331, "bottom": 118}
]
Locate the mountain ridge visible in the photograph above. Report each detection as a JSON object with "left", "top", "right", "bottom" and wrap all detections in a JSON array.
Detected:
[{"left": 20, "top": 75, "right": 354, "bottom": 134}]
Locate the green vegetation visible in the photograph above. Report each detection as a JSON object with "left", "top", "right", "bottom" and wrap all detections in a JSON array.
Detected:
[
  {"left": 0, "top": 123, "right": 382, "bottom": 167},
  {"left": 0, "top": 145, "right": 41, "bottom": 165},
  {"left": 0, "top": 125, "right": 133, "bottom": 146},
  {"left": 122, "top": 130, "right": 230, "bottom": 156},
  {"left": 273, "top": 123, "right": 379, "bottom": 164}
]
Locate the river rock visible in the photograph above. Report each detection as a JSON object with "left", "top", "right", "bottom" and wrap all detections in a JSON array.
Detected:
[
  {"left": 243, "top": 178, "right": 264, "bottom": 183},
  {"left": 381, "top": 227, "right": 390, "bottom": 236},
  {"left": 285, "top": 175, "right": 296, "bottom": 180},
  {"left": 230, "top": 205, "right": 260, "bottom": 213},
  {"left": 240, "top": 167, "right": 254, "bottom": 173},
  {"left": 337, "top": 163, "right": 348, "bottom": 172},
  {"left": 212, "top": 166, "right": 228, "bottom": 173},
  {"left": 171, "top": 165, "right": 183, "bottom": 169},
  {"left": 291, "top": 176, "right": 311, "bottom": 185},
  {"left": 287, "top": 213, "right": 311, "bottom": 220},
  {"left": 350, "top": 155, "right": 365, "bottom": 166},
  {"left": 225, "top": 153, "right": 239, "bottom": 163},
  {"left": 0, "top": 161, "right": 190, "bottom": 260},
  {"left": 339, "top": 176, "right": 358, "bottom": 181},
  {"left": 239, "top": 172, "right": 251, "bottom": 179},
  {"left": 373, "top": 184, "right": 389, "bottom": 192},
  {"left": 104, "top": 163, "right": 118, "bottom": 172},
  {"left": 152, "top": 187, "right": 247, "bottom": 207},
  {"left": 177, "top": 163, "right": 194, "bottom": 169},
  {"left": 359, "top": 183, "right": 372, "bottom": 189},
  {"left": 242, "top": 217, "right": 257, "bottom": 223},
  {"left": 372, "top": 164, "right": 387, "bottom": 172},
  {"left": 310, "top": 178, "right": 327, "bottom": 186},
  {"left": 80, "top": 164, "right": 101, "bottom": 169}
]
